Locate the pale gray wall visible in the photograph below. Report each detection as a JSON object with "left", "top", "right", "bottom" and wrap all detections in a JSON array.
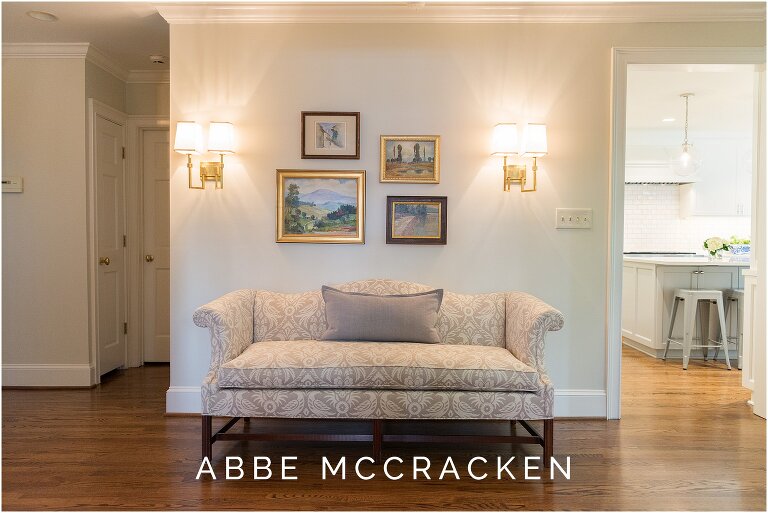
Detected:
[
  {"left": 126, "top": 82, "right": 169, "bottom": 116},
  {"left": 2, "top": 58, "right": 90, "bottom": 368},
  {"left": 167, "top": 21, "right": 761, "bottom": 414}
]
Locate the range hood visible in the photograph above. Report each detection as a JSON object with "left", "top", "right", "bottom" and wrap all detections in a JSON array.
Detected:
[{"left": 625, "top": 161, "right": 698, "bottom": 184}]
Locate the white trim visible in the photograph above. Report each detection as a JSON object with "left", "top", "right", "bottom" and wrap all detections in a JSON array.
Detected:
[
  {"left": 3, "top": 43, "right": 129, "bottom": 82},
  {"left": 87, "top": 99, "right": 129, "bottom": 384},
  {"left": 607, "top": 47, "right": 766, "bottom": 420},
  {"left": 2, "top": 42, "right": 90, "bottom": 58},
  {"left": 127, "top": 70, "right": 170, "bottom": 84},
  {"left": 2, "top": 364, "right": 95, "bottom": 387},
  {"left": 85, "top": 45, "right": 129, "bottom": 82},
  {"left": 166, "top": 386, "right": 203, "bottom": 413},
  {"left": 126, "top": 116, "right": 171, "bottom": 368},
  {"left": 167, "top": 386, "right": 606, "bottom": 417},
  {"left": 156, "top": 2, "right": 765, "bottom": 24},
  {"left": 554, "top": 389, "right": 607, "bottom": 418}
]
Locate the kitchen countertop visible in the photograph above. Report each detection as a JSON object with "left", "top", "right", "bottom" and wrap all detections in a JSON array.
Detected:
[{"left": 624, "top": 256, "right": 749, "bottom": 266}]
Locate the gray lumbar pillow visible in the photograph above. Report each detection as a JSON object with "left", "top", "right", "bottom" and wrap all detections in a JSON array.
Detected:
[{"left": 321, "top": 285, "right": 444, "bottom": 343}]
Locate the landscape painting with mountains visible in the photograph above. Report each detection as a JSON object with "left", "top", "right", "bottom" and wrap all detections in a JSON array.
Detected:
[{"left": 283, "top": 177, "right": 358, "bottom": 236}]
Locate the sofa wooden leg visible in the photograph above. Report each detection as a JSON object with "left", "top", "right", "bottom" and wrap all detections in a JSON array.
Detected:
[
  {"left": 372, "top": 419, "right": 383, "bottom": 464},
  {"left": 543, "top": 418, "right": 553, "bottom": 468},
  {"left": 202, "top": 415, "right": 213, "bottom": 462},
  {"left": 510, "top": 420, "right": 517, "bottom": 432}
]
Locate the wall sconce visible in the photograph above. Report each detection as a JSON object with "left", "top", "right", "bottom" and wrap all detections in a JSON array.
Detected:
[
  {"left": 491, "top": 123, "right": 547, "bottom": 192},
  {"left": 174, "top": 121, "right": 235, "bottom": 189}
]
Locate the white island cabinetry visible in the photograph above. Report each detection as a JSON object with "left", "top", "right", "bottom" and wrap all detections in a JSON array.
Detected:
[{"left": 622, "top": 257, "right": 746, "bottom": 357}]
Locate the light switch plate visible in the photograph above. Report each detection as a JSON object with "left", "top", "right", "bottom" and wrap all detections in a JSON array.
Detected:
[
  {"left": 556, "top": 208, "right": 592, "bottom": 229},
  {"left": 2, "top": 177, "right": 23, "bottom": 193}
]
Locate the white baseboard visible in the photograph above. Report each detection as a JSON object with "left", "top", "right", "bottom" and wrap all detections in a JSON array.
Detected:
[
  {"left": 166, "top": 386, "right": 203, "bottom": 413},
  {"left": 2, "top": 364, "right": 94, "bottom": 387},
  {"left": 554, "top": 389, "right": 606, "bottom": 418},
  {"left": 166, "top": 386, "right": 607, "bottom": 418},
  {"left": 622, "top": 339, "right": 739, "bottom": 361}
]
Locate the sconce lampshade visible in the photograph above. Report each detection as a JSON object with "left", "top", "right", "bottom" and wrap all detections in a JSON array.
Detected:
[
  {"left": 208, "top": 122, "right": 236, "bottom": 155},
  {"left": 522, "top": 124, "right": 548, "bottom": 157},
  {"left": 174, "top": 121, "right": 203, "bottom": 155},
  {"left": 491, "top": 123, "right": 519, "bottom": 155}
]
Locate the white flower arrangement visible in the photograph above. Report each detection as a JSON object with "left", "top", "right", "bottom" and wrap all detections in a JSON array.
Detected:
[{"left": 703, "top": 237, "right": 730, "bottom": 256}]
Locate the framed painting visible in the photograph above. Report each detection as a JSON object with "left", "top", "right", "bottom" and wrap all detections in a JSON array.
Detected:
[
  {"left": 276, "top": 170, "right": 365, "bottom": 244},
  {"left": 386, "top": 196, "right": 447, "bottom": 245},
  {"left": 380, "top": 135, "right": 440, "bottom": 183},
  {"left": 301, "top": 112, "right": 360, "bottom": 159}
]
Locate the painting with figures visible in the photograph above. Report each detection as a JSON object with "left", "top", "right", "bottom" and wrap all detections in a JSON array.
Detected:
[
  {"left": 301, "top": 112, "right": 360, "bottom": 159},
  {"left": 276, "top": 170, "right": 365, "bottom": 244}
]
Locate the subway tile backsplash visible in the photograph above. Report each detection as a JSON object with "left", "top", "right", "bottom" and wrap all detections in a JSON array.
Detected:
[{"left": 624, "top": 184, "right": 750, "bottom": 253}]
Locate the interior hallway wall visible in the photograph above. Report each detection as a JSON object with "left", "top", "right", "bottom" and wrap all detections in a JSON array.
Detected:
[
  {"left": 2, "top": 57, "right": 92, "bottom": 385},
  {"left": 164, "top": 21, "right": 763, "bottom": 415}
]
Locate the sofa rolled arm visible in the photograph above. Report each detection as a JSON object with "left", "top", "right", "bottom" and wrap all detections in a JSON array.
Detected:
[
  {"left": 193, "top": 289, "right": 256, "bottom": 373},
  {"left": 505, "top": 292, "right": 564, "bottom": 372}
]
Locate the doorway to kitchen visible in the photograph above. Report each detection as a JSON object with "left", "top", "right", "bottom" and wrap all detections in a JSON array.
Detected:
[{"left": 607, "top": 48, "right": 766, "bottom": 420}]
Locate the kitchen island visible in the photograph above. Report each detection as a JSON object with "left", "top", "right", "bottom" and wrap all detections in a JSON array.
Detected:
[{"left": 622, "top": 256, "right": 748, "bottom": 359}]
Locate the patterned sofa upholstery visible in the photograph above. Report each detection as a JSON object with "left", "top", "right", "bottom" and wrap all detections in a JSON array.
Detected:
[{"left": 193, "top": 279, "right": 564, "bottom": 461}]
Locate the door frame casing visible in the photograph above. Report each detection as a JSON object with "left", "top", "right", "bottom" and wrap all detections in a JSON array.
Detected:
[
  {"left": 608, "top": 47, "right": 766, "bottom": 419},
  {"left": 86, "top": 99, "right": 129, "bottom": 384},
  {"left": 126, "top": 116, "right": 170, "bottom": 367}
]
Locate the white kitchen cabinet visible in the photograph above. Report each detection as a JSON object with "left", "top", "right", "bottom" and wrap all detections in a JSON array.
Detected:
[
  {"left": 622, "top": 259, "right": 745, "bottom": 356},
  {"left": 689, "top": 136, "right": 752, "bottom": 217},
  {"left": 622, "top": 263, "right": 655, "bottom": 346}
]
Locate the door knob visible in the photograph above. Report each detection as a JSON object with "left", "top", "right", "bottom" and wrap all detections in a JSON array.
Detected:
[
  {"left": 99, "top": 257, "right": 111, "bottom": 266},
  {"left": 145, "top": 255, "right": 154, "bottom": 262}
]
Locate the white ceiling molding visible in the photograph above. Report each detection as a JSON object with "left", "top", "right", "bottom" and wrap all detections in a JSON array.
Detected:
[
  {"left": 2, "top": 42, "right": 90, "bottom": 58},
  {"left": 155, "top": 2, "right": 766, "bottom": 24},
  {"left": 126, "top": 70, "right": 171, "bottom": 84},
  {"left": 85, "top": 45, "right": 129, "bottom": 82},
  {"left": 3, "top": 42, "right": 129, "bottom": 82}
]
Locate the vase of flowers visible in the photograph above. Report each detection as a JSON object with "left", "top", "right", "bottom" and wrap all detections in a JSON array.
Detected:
[
  {"left": 703, "top": 237, "right": 730, "bottom": 260},
  {"left": 729, "top": 236, "right": 751, "bottom": 262}
]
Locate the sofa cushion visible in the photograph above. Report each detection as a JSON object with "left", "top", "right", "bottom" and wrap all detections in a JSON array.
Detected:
[
  {"left": 437, "top": 291, "right": 506, "bottom": 347},
  {"left": 321, "top": 286, "right": 443, "bottom": 343},
  {"left": 254, "top": 290, "right": 327, "bottom": 341},
  {"left": 217, "top": 340, "right": 540, "bottom": 392}
]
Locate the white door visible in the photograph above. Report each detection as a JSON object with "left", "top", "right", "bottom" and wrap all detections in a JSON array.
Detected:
[
  {"left": 142, "top": 129, "right": 170, "bottom": 362},
  {"left": 96, "top": 115, "right": 127, "bottom": 375}
]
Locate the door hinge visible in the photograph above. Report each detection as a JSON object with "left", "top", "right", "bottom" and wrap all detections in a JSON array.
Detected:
[
  {"left": 123, "top": 235, "right": 127, "bottom": 247},
  {"left": 122, "top": 147, "right": 126, "bottom": 159},
  {"left": 123, "top": 322, "right": 128, "bottom": 335}
]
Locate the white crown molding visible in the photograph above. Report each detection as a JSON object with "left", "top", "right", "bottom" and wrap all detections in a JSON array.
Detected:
[
  {"left": 2, "top": 42, "right": 90, "bottom": 58},
  {"left": 85, "top": 45, "right": 129, "bottom": 82},
  {"left": 3, "top": 42, "right": 129, "bottom": 82},
  {"left": 156, "top": 2, "right": 766, "bottom": 24},
  {"left": 127, "top": 70, "right": 171, "bottom": 84}
]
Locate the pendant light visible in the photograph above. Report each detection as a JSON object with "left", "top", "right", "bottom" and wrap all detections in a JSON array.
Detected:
[{"left": 674, "top": 92, "right": 700, "bottom": 175}]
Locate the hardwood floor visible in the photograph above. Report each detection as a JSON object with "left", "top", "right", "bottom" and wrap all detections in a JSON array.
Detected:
[{"left": 2, "top": 347, "right": 765, "bottom": 510}]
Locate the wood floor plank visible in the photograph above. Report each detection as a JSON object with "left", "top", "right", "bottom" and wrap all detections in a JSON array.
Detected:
[{"left": 2, "top": 345, "right": 765, "bottom": 510}]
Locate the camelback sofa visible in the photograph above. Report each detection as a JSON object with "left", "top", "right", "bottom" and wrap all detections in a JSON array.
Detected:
[{"left": 193, "top": 279, "right": 564, "bottom": 465}]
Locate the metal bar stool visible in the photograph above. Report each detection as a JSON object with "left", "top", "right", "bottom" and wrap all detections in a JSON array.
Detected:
[
  {"left": 714, "top": 289, "right": 744, "bottom": 370},
  {"left": 663, "top": 288, "right": 731, "bottom": 370}
]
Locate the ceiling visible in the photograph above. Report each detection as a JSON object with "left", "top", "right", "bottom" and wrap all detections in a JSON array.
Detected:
[
  {"left": 2, "top": 2, "right": 169, "bottom": 71},
  {"left": 627, "top": 65, "right": 756, "bottom": 133}
]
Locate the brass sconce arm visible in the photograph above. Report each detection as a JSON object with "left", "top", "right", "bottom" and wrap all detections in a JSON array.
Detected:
[{"left": 502, "top": 155, "right": 536, "bottom": 193}]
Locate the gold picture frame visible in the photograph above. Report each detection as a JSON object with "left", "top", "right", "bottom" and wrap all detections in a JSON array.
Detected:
[
  {"left": 276, "top": 169, "right": 365, "bottom": 244},
  {"left": 380, "top": 135, "right": 440, "bottom": 183}
]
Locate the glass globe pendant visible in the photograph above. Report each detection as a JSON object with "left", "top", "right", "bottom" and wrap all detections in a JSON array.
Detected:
[{"left": 673, "top": 93, "right": 701, "bottom": 176}]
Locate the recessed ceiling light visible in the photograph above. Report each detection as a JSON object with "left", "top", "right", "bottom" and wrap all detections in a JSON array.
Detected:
[
  {"left": 662, "top": 118, "right": 676, "bottom": 123},
  {"left": 26, "top": 11, "right": 58, "bottom": 22}
]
